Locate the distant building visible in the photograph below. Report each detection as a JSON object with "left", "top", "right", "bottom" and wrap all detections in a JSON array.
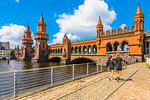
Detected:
[
  {"left": 0, "top": 50, "right": 10, "bottom": 60},
  {"left": 145, "top": 31, "right": 150, "bottom": 54},
  {"left": 0, "top": 41, "right": 10, "bottom": 60}
]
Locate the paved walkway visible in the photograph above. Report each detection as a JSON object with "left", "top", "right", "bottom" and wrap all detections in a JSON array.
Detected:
[{"left": 11, "top": 63, "right": 150, "bottom": 100}]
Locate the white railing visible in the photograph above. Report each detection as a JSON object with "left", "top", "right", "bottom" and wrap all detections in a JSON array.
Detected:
[{"left": 0, "top": 62, "right": 104, "bottom": 99}]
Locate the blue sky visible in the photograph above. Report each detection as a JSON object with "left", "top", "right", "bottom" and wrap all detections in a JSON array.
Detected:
[{"left": 0, "top": 0, "right": 149, "bottom": 48}]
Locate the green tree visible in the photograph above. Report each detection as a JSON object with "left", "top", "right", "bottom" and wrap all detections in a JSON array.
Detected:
[
  {"left": 2, "top": 46, "right": 4, "bottom": 50},
  {"left": 10, "top": 49, "right": 15, "bottom": 56},
  {"left": 2, "top": 57, "right": 6, "bottom": 60}
]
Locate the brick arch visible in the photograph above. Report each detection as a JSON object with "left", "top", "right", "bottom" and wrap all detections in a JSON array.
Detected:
[
  {"left": 121, "top": 40, "right": 129, "bottom": 51},
  {"left": 87, "top": 45, "right": 92, "bottom": 53},
  {"left": 49, "top": 56, "right": 62, "bottom": 62},
  {"left": 71, "top": 56, "right": 97, "bottom": 63},
  {"left": 113, "top": 41, "right": 120, "bottom": 51},
  {"left": 106, "top": 42, "right": 113, "bottom": 51},
  {"left": 79, "top": 46, "right": 82, "bottom": 53}
]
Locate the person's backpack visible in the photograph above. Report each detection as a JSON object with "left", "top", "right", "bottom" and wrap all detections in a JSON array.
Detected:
[{"left": 107, "top": 61, "right": 111, "bottom": 67}]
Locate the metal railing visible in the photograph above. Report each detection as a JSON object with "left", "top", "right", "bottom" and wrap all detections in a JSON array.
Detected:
[{"left": 0, "top": 62, "right": 105, "bottom": 99}]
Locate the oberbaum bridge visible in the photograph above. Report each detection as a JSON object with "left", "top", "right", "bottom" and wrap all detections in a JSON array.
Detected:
[{"left": 15, "top": 4, "right": 146, "bottom": 65}]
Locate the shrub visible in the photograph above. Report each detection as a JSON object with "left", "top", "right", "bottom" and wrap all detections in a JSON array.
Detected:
[
  {"left": 145, "top": 62, "right": 150, "bottom": 69},
  {"left": 2, "top": 57, "right": 6, "bottom": 60}
]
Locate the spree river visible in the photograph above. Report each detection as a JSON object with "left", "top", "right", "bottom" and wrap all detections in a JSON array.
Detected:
[{"left": 0, "top": 60, "right": 60, "bottom": 72}]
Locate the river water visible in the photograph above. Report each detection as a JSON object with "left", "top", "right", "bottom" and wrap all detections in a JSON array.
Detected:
[{"left": 0, "top": 60, "right": 60, "bottom": 72}]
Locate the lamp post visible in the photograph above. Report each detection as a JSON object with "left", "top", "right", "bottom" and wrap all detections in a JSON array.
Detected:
[{"left": 126, "top": 48, "right": 129, "bottom": 64}]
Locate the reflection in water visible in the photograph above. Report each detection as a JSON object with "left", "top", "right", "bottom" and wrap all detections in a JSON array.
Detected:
[{"left": 0, "top": 60, "right": 60, "bottom": 72}]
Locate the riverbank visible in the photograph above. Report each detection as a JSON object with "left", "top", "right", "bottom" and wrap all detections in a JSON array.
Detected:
[{"left": 10, "top": 63, "right": 150, "bottom": 100}]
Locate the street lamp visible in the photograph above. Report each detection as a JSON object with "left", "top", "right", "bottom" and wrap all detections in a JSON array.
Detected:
[{"left": 126, "top": 48, "right": 129, "bottom": 64}]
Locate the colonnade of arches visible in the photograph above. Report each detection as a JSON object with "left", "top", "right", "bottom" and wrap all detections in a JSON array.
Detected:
[
  {"left": 71, "top": 44, "right": 97, "bottom": 54},
  {"left": 106, "top": 41, "right": 129, "bottom": 52},
  {"left": 49, "top": 48, "right": 63, "bottom": 54}
]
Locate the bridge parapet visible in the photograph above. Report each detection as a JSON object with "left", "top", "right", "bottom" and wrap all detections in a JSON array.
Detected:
[{"left": 101, "top": 25, "right": 136, "bottom": 37}]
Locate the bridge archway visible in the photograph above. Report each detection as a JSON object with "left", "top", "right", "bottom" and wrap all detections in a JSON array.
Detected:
[
  {"left": 71, "top": 57, "right": 96, "bottom": 64},
  {"left": 49, "top": 57, "right": 62, "bottom": 62},
  {"left": 106, "top": 42, "right": 112, "bottom": 51}
]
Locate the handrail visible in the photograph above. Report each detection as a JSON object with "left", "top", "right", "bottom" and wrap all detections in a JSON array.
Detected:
[{"left": 0, "top": 62, "right": 95, "bottom": 75}]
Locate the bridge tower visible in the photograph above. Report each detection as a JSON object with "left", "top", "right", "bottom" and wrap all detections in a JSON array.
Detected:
[
  {"left": 60, "top": 34, "right": 71, "bottom": 64},
  {"left": 134, "top": 4, "right": 144, "bottom": 32},
  {"left": 32, "top": 11, "right": 49, "bottom": 62},
  {"left": 96, "top": 16, "right": 103, "bottom": 54},
  {"left": 21, "top": 22, "right": 33, "bottom": 61}
]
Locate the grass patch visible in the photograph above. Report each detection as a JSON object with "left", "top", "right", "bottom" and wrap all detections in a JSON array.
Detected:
[{"left": 145, "top": 62, "right": 150, "bottom": 69}]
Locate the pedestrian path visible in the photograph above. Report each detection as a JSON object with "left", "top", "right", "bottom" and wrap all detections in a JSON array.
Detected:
[
  {"left": 11, "top": 63, "right": 150, "bottom": 100},
  {"left": 59, "top": 64, "right": 139, "bottom": 100}
]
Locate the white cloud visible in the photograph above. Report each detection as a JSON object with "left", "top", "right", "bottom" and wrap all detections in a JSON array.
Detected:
[
  {"left": 16, "top": 0, "right": 19, "bottom": 3},
  {"left": 52, "top": 0, "right": 116, "bottom": 44},
  {"left": 0, "top": 24, "right": 26, "bottom": 48},
  {"left": 120, "top": 24, "right": 126, "bottom": 29}
]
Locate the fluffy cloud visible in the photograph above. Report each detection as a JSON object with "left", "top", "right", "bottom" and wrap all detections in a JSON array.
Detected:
[
  {"left": 120, "top": 24, "right": 126, "bottom": 29},
  {"left": 52, "top": 0, "right": 116, "bottom": 44},
  {"left": 16, "top": 0, "right": 19, "bottom": 3},
  {"left": 0, "top": 24, "right": 26, "bottom": 48}
]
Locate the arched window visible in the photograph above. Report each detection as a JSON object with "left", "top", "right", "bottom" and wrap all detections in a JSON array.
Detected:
[
  {"left": 106, "top": 43, "right": 112, "bottom": 52},
  {"left": 71, "top": 47, "right": 74, "bottom": 54},
  {"left": 88, "top": 45, "right": 91, "bottom": 54},
  {"left": 79, "top": 46, "right": 82, "bottom": 54},
  {"left": 114, "top": 42, "right": 120, "bottom": 51},
  {"left": 121, "top": 41, "right": 128, "bottom": 51},
  {"left": 93, "top": 45, "right": 97, "bottom": 54},
  {"left": 75, "top": 47, "right": 78, "bottom": 54},
  {"left": 83, "top": 46, "right": 87, "bottom": 54}
]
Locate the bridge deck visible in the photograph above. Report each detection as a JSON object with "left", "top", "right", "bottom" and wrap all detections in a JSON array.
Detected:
[{"left": 11, "top": 63, "right": 150, "bottom": 100}]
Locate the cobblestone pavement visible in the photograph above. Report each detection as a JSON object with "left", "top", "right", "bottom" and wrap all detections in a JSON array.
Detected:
[
  {"left": 108, "top": 63, "right": 150, "bottom": 100},
  {"left": 11, "top": 63, "right": 149, "bottom": 100}
]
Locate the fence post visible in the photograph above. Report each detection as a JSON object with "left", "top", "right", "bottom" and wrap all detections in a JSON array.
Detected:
[
  {"left": 87, "top": 63, "right": 89, "bottom": 76},
  {"left": 97, "top": 61, "right": 99, "bottom": 73},
  {"left": 13, "top": 72, "right": 16, "bottom": 97},
  {"left": 101, "top": 62, "right": 102, "bottom": 72},
  {"left": 72, "top": 64, "right": 75, "bottom": 80},
  {"left": 51, "top": 67, "right": 53, "bottom": 86}
]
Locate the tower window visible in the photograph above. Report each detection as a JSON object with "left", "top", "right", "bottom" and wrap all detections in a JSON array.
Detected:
[{"left": 43, "top": 44, "right": 44, "bottom": 48}]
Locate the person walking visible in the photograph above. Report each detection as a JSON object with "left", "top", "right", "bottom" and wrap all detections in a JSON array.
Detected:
[
  {"left": 114, "top": 53, "right": 127, "bottom": 82},
  {"left": 108, "top": 56, "right": 116, "bottom": 81}
]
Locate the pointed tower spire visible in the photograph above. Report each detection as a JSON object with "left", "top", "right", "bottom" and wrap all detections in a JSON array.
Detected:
[
  {"left": 64, "top": 33, "right": 68, "bottom": 39},
  {"left": 40, "top": 10, "right": 44, "bottom": 23},
  {"left": 26, "top": 20, "right": 30, "bottom": 31},
  {"left": 98, "top": 16, "right": 102, "bottom": 25},
  {"left": 136, "top": 4, "right": 143, "bottom": 15}
]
